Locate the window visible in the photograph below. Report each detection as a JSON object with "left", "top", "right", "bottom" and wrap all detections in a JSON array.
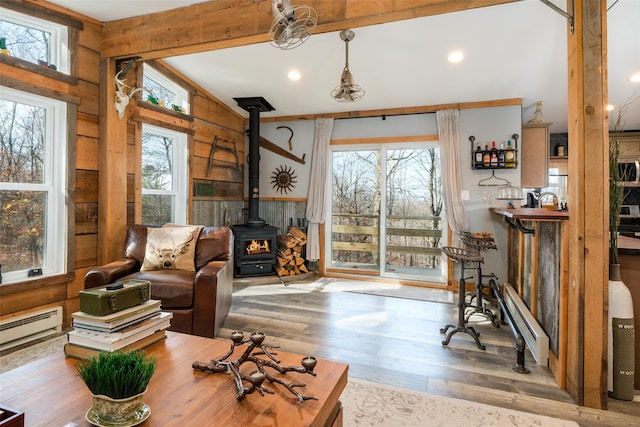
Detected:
[
  {"left": 0, "top": 87, "right": 67, "bottom": 283},
  {"left": 141, "top": 124, "right": 188, "bottom": 224},
  {"left": 0, "top": 8, "right": 70, "bottom": 74},
  {"left": 143, "top": 64, "right": 189, "bottom": 114}
]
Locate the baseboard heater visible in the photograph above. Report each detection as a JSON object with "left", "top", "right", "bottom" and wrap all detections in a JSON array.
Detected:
[
  {"left": 503, "top": 284, "right": 549, "bottom": 366},
  {"left": 0, "top": 306, "right": 62, "bottom": 351}
]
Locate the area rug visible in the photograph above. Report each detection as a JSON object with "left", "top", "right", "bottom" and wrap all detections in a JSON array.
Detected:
[{"left": 341, "top": 378, "right": 579, "bottom": 427}]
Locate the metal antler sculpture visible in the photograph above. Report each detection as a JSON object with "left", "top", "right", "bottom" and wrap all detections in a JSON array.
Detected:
[{"left": 192, "top": 331, "right": 318, "bottom": 402}]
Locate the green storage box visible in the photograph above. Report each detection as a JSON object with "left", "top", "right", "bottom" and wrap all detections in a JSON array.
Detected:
[{"left": 79, "top": 279, "right": 151, "bottom": 316}]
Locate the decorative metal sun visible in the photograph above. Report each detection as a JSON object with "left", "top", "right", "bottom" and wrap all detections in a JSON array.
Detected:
[{"left": 271, "top": 165, "right": 297, "bottom": 194}]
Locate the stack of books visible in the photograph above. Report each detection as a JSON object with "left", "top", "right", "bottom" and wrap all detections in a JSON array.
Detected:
[{"left": 64, "top": 299, "right": 172, "bottom": 360}]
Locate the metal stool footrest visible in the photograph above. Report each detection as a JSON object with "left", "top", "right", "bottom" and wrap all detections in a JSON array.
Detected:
[
  {"left": 440, "top": 246, "right": 485, "bottom": 350},
  {"left": 459, "top": 231, "right": 500, "bottom": 327},
  {"left": 442, "top": 246, "right": 483, "bottom": 263}
]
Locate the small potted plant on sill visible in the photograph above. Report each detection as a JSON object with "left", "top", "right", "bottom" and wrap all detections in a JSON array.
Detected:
[{"left": 77, "top": 350, "right": 157, "bottom": 426}]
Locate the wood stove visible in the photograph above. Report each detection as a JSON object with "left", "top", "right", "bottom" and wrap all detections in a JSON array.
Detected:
[
  {"left": 231, "top": 96, "right": 278, "bottom": 277},
  {"left": 232, "top": 224, "right": 278, "bottom": 277}
]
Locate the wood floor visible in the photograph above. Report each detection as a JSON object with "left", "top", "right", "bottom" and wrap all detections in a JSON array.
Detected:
[{"left": 221, "top": 275, "right": 640, "bottom": 427}]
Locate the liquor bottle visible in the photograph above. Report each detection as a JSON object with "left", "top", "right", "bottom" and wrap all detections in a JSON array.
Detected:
[
  {"left": 498, "top": 143, "right": 506, "bottom": 168},
  {"left": 475, "top": 144, "right": 483, "bottom": 168},
  {"left": 490, "top": 141, "right": 498, "bottom": 167},
  {"left": 505, "top": 140, "right": 516, "bottom": 168},
  {"left": 482, "top": 144, "right": 491, "bottom": 168},
  {"left": 0, "top": 38, "right": 10, "bottom": 56}
]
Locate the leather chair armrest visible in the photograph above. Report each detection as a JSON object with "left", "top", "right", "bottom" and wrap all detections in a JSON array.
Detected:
[
  {"left": 192, "top": 260, "right": 233, "bottom": 337},
  {"left": 84, "top": 258, "right": 140, "bottom": 289}
]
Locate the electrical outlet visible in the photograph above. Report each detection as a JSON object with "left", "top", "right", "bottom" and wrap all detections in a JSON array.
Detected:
[{"left": 461, "top": 190, "right": 470, "bottom": 201}]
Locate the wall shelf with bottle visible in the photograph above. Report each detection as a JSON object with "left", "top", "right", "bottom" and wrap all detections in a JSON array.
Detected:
[
  {"left": 470, "top": 134, "right": 519, "bottom": 169},
  {"left": 549, "top": 132, "right": 568, "bottom": 176}
]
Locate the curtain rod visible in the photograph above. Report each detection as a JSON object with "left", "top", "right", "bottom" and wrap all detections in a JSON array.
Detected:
[{"left": 335, "top": 111, "right": 437, "bottom": 121}]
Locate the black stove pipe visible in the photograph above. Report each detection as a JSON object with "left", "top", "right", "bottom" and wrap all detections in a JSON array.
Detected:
[{"left": 233, "top": 97, "right": 275, "bottom": 228}]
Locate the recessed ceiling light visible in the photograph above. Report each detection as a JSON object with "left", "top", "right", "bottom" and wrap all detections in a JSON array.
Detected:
[
  {"left": 630, "top": 72, "right": 640, "bottom": 83},
  {"left": 606, "top": 104, "right": 615, "bottom": 111},
  {"left": 448, "top": 51, "right": 464, "bottom": 63},
  {"left": 288, "top": 70, "right": 301, "bottom": 81}
]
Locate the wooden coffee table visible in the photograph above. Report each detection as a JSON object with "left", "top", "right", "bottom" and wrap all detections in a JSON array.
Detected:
[{"left": 0, "top": 331, "right": 348, "bottom": 426}]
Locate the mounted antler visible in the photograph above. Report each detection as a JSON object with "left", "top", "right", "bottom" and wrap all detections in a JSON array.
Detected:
[{"left": 114, "top": 69, "right": 150, "bottom": 120}]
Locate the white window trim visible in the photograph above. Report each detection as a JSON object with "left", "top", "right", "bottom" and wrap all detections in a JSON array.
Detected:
[
  {"left": 1, "top": 8, "right": 70, "bottom": 74},
  {"left": 143, "top": 64, "right": 190, "bottom": 114},
  {"left": 141, "top": 124, "right": 188, "bottom": 224},
  {"left": 0, "top": 87, "right": 67, "bottom": 283}
]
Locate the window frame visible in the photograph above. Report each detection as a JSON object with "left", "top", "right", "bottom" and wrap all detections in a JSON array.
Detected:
[
  {"left": 143, "top": 64, "right": 190, "bottom": 114},
  {"left": 0, "top": 87, "right": 68, "bottom": 284},
  {"left": 327, "top": 140, "right": 447, "bottom": 284},
  {"left": 141, "top": 123, "right": 188, "bottom": 225},
  {"left": 0, "top": 7, "right": 70, "bottom": 74}
]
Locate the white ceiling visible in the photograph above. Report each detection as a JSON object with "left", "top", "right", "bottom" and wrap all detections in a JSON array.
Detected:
[{"left": 47, "top": 0, "right": 640, "bottom": 133}]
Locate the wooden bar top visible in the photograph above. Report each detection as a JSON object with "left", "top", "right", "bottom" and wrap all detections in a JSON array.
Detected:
[
  {"left": 490, "top": 207, "right": 569, "bottom": 221},
  {"left": 0, "top": 332, "right": 348, "bottom": 427},
  {"left": 618, "top": 234, "right": 640, "bottom": 252}
]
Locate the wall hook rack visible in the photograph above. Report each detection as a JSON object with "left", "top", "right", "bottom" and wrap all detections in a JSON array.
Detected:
[{"left": 478, "top": 170, "right": 511, "bottom": 187}]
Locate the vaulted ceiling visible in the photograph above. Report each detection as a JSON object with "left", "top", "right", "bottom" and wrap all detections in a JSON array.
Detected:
[{"left": 48, "top": 0, "right": 640, "bottom": 133}]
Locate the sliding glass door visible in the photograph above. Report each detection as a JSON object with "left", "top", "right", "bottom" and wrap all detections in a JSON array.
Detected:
[{"left": 329, "top": 143, "right": 446, "bottom": 283}]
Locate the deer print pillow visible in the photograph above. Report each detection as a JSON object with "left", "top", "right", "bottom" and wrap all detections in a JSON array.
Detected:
[{"left": 141, "top": 225, "right": 203, "bottom": 271}]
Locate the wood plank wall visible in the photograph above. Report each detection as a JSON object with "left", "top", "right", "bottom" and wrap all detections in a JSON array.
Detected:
[{"left": 0, "top": 0, "right": 246, "bottom": 328}]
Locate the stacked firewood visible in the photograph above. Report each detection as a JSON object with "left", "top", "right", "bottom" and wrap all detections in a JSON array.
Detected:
[{"left": 275, "top": 226, "right": 308, "bottom": 276}]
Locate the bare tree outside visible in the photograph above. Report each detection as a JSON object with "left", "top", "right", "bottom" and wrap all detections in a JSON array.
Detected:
[
  {"left": 143, "top": 75, "right": 176, "bottom": 107},
  {"left": 0, "top": 19, "right": 51, "bottom": 66},
  {"left": 0, "top": 97, "right": 47, "bottom": 274},
  {"left": 331, "top": 146, "right": 443, "bottom": 275},
  {"left": 142, "top": 132, "right": 175, "bottom": 224},
  {"left": 332, "top": 151, "right": 380, "bottom": 266}
]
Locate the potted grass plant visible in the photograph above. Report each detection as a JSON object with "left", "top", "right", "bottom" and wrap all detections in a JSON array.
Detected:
[{"left": 77, "top": 350, "right": 157, "bottom": 425}]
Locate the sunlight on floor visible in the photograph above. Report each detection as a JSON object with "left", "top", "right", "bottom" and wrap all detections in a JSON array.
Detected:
[
  {"left": 333, "top": 311, "right": 391, "bottom": 328},
  {"left": 233, "top": 277, "right": 405, "bottom": 297}
]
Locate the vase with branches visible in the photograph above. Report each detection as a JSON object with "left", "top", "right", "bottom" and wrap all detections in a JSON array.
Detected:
[
  {"left": 609, "top": 98, "right": 636, "bottom": 276},
  {"left": 607, "top": 96, "right": 637, "bottom": 400}
]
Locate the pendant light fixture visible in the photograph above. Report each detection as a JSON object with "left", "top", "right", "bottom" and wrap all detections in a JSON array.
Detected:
[
  {"left": 331, "top": 29, "right": 365, "bottom": 102},
  {"left": 269, "top": 0, "right": 317, "bottom": 50}
]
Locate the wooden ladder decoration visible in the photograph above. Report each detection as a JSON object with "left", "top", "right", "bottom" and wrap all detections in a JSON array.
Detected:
[{"left": 208, "top": 135, "right": 240, "bottom": 176}]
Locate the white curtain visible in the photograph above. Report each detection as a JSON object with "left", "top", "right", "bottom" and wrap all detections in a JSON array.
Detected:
[
  {"left": 436, "top": 109, "right": 469, "bottom": 244},
  {"left": 305, "top": 117, "right": 334, "bottom": 260}
]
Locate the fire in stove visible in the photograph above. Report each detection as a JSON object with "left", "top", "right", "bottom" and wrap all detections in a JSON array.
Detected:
[{"left": 245, "top": 239, "right": 271, "bottom": 255}]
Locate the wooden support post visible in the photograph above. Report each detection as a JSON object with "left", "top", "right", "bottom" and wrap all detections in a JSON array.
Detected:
[
  {"left": 566, "top": 0, "right": 609, "bottom": 409},
  {"left": 98, "top": 58, "right": 129, "bottom": 264}
]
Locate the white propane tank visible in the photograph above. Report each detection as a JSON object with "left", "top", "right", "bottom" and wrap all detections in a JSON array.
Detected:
[{"left": 608, "top": 265, "right": 635, "bottom": 400}]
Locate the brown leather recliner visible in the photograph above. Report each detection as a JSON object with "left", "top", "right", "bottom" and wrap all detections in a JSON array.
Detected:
[{"left": 84, "top": 224, "right": 234, "bottom": 338}]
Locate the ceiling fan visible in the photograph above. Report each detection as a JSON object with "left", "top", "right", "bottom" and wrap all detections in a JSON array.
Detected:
[
  {"left": 269, "top": 0, "right": 317, "bottom": 50},
  {"left": 331, "top": 29, "right": 365, "bottom": 103}
]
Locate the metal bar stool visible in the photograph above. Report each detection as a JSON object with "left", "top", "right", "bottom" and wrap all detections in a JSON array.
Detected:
[
  {"left": 459, "top": 232, "right": 500, "bottom": 328},
  {"left": 440, "top": 246, "right": 486, "bottom": 350}
]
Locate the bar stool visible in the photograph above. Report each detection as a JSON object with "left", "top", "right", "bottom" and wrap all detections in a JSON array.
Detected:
[
  {"left": 440, "top": 246, "right": 486, "bottom": 350},
  {"left": 459, "top": 232, "right": 500, "bottom": 328}
]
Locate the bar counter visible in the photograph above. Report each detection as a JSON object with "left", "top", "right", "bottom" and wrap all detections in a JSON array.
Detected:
[{"left": 490, "top": 207, "right": 569, "bottom": 389}]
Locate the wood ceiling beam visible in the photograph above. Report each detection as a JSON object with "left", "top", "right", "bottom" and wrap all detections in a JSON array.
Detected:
[
  {"left": 102, "top": 0, "right": 516, "bottom": 60},
  {"left": 260, "top": 97, "right": 522, "bottom": 123}
]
